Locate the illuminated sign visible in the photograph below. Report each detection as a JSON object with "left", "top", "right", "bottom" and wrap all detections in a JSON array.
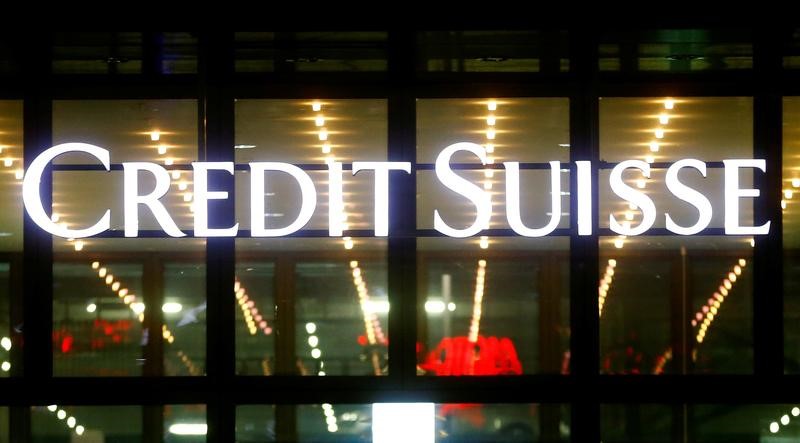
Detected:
[{"left": 22, "top": 142, "right": 771, "bottom": 238}]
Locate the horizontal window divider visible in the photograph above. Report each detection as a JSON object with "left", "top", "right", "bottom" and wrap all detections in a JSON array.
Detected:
[{"left": 3, "top": 375, "right": 800, "bottom": 405}]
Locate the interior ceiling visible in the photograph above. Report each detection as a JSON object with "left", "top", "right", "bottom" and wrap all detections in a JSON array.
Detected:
[{"left": 0, "top": 97, "right": 795, "bottom": 253}]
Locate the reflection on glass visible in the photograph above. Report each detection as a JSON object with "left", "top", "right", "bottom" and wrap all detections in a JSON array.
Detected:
[
  {"left": 165, "top": 405, "right": 206, "bottom": 443},
  {"left": 0, "top": 407, "right": 6, "bottom": 443},
  {"left": 784, "top": 97, "right": 800, "bottom": 372},
  {"left": 602, "top": 404, "right": 800, "bottom": 442},
  {"left": 52, "top": 32, "right": 144, "bottom": 74},
  {"left": 31, "top": 405, "right": 141, "bottom": 442},
  {"left": 236, "top": 238, "right": 387, "bottom": 376},
  {"left": 599, "top": 237, "right": 752, "bottom": 374},
  {"left": 164, "top": 262, "right": 206, "bottom": 376},
  {"left": 419, "top": 31, "right": 570, "bottom": 73},
  {"left": 53, "top": 238, "right": 206, "bottom": 377},
  {"left": 598, "top": 29, "right": 752, "bottom": 72},
  {"left": 0, "top": 101, "right": 22, "bottom": 380},
  {"left": 235, "top": 258, "right": 275, "bottom": 375},
  {"left": 234, "top": 32, "right": 388, "bottom": 73},
  {"left": 418, "top": 238, "right": 569, "bottom": 376},
  {"left": 599, "top": 97, "right": 755, "bottom": 374},
  {"left": 238, "top": 403, "right": 568, "bottom": 442}
]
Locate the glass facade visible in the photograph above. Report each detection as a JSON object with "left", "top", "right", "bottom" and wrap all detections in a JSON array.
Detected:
[{"left": 0, "top": 28, "right": 797, "bottom": 442}]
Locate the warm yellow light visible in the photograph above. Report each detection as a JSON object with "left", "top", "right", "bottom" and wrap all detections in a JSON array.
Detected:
[
  {"left": 485, "top": 143, "right": 494, "bottom": 153},
  {"left": 664, "top": 99, "right": 675, "bottom": 110},
  {"left": 165, "top": 158, "right": 174, "bottom": 166},
  {"left": 322, "top": 142, "right": 331, "bottom": 154},
  {"left": 786, "top": 189, "right": 794, "bottom": 199},
  {"left": 150, "top": 130, "right": 160, "bottom": 141},
  {"left": 315, "top": 115, "right": 325, "bottom": 127},
  {"left": 171, "top": 170, "right": 181, "bottom": 180},
  {"left": 649, "top": 141, "right": 660, "bottom": 152},
  {"left": 318, "top": 129, "right": 328, "bottom": 141},
  {"left": 479, "top": 236, "right": 489, "bottom": 249},
  {"left": 14, "top": 170, "right": 23, "bottom": 180},
  {"left": 3, "top": 158, "right": 12, "bottom": 167},
  {"left": 614, "top": 238, "right": 625, "bottom": 249},
  {"left": 486, "top": 128, "right": 496, "bottom": 140},
  {"left": 486, "top": 115, "right": 496, "bottom": 126},
  {"left": 178, "top": 181, "right": 188, "bottom": 191},
  {"left": 655, "top": 129, "right": 664, "bottom": 139},
  {"left": 636, "top": 179, "right": 646, "bottom": 189},
  {"left": 312, "top": 102, "right": 322, "bottom": 112},
  {"left": 74, "top": 241, "right": 84, "bottom": 251},
  {"left": 659, "top": 114, "right": 670, "bottom": 125},
  {"left": 487, "top": 100, "right": 497, "bottom": 111},
  {"left": 91, "top": 261, "right": 100, "bottom": 269},
  {"left": 158, "top": 144, "right": 167, "bottom": 155}
]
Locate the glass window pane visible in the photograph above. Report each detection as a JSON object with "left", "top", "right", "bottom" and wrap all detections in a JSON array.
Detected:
[
  {"left": 416, "top": 97, "right": 570, "bottom": 376},
  {"left": 235, "top": 238, "right": 387, "bottom": 376},
  {"left": 53, "top": 238, "right": 206, "bottom": 377},
  {"left": 53, "top": 32, "right": 143, "bottom": 74},
  {"left": 234, "top": 32, "right": 388, "bottom": 73},
  {"left": 599, "top": 29, "right": 753, "bottom": 72},
  {"left": 165, "top": 405, "right": 206, "bottom": 443},
  {"left": 599, "top": 97, "right": 755, "bottom": 374},
  {"left": 419, "top": 31, "right": 570, "bottom": 73},
  {"left": 418, "top": 238, "right": 569, "bottom": 376},
  {"left": 31, "top": 405, "right": 141, "bottom": 442},
  {"left": 602, "top": 404, "right": 800, "bottom": 442},
  {"left": 0, "top": 100, "right": 22, "bottom": 378},
  {"left": 238, "top": 403, "right": 568, "bottom": 442},
  {"left": 785, "top": 97, "right": 800, "bottom": 372}
]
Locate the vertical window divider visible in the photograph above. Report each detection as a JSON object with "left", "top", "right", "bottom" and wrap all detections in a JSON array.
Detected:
[
  {"left": 199, "top": 30, "right": 236, "bottom": 443},
  {"left": 753, "top": 27, "right": 784, "bottom": 376},
  {"left": 569, "top": 26, "right": 601, "bottom": 443},
  {"left": 387, "top": 30, "right": 417, "bottom": 389}
]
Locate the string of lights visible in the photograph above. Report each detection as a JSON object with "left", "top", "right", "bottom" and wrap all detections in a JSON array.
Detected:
[
  {"left": 234, "top": 279, "right": 273, "bottom": 336},
  {"left": 43, "top": 405, "right": 86, "bottom": 436},
  {"left": 303, "top": 322, "right": 339, "bottom": 433},
  {"left": 598, "top": 259, "right": 617, "bottom": 317},
  {"left": 467, "top": 259, "right": 487, "bottom": 343},
  {"left": 694, "top": 259, "right": 747, "bottom": 344}
]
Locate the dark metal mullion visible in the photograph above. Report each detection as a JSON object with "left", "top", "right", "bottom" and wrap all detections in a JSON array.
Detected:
[
  {"left": 387, "top": 29, "right": 417, "bottom": 390},
  {"left": 199, "top": 31, "right": 236, "bottom": 443},
  {"left": 753, "top": 28, "right": 784, "bottom": 375},
  {"left": 569, "top": 27, "right": 601, "bottom": 443}
]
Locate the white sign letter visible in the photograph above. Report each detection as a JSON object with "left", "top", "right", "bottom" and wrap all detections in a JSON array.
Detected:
[
  {"left": 352, "top": 161, "right": 411, "bottom": 237},
  {"left": 23, "top": 143, "right": 111, "bottom": 238},
  {"left": 609, "top": 160, "right": 656, "bottom": 236},
  {"left": 328, "top": 161, "right": 344, "bottom": 237},
  {"left": 434, "top": 142, "right": 492, "bottom": 238},
  {"left": 723, "top": 159, "right": 770, "bottom": 235},
  {"left": 123, "top": 162, "right": 185, "bottom": 237},
  {"left": 665, "top": 159, "right": 713, "bottom": 235},
  {"left": 250, "top": 162, "right": 316, "bottom": 237},
  {"left": 193, "top": 162, "right": 238, "bottom": 237},
  {"left": 576, "top": 160, "right": 592, "bottom": 236},
  {"left": 505, "top": 161, "right": 562, "bottom": 237}
]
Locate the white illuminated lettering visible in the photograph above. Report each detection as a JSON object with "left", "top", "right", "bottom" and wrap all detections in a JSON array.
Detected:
[
  {"left": 250, "top": 162, "right": 316, "bottom": 237},
  {"left": 123, "top": 162, "right": 185, "bottom": 237},
  {"left": 352, "top": 161, "right": 411, "bottom": 237},
  {"left": 22, "top": 143, "right": 111, "bottom": 238},
  {"left": 192, "top": 162, "right": 238, "bottom": 237},
  {"left": 328, "top": 161, "right": 344, "bottom": 237},
  {"left": 576, "top": 160, "right": 592, "bottom": 236},
  {"left": 434, "top": 142, "right": 492, "bottom": 238},
  {"left": 505, "top": 161, "right": 561, "bottom": 237},
  {"left": 723, "top": 159, "right": 771, "bottom": 235},
  {"left": 665, "top": 159, "right": 713, "bottom": 235},
  {"left": 609, "top": 160, "right": 656, "bottom": 236}
]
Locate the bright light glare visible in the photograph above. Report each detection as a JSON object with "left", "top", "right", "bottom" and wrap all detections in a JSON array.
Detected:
[{"left": 373, "top": 403, "right": 434, "bottom": 443}]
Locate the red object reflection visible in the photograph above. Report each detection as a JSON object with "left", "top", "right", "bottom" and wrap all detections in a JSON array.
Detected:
[{"left": 419, "top": 336, "right": 522, "bottom": 376}]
